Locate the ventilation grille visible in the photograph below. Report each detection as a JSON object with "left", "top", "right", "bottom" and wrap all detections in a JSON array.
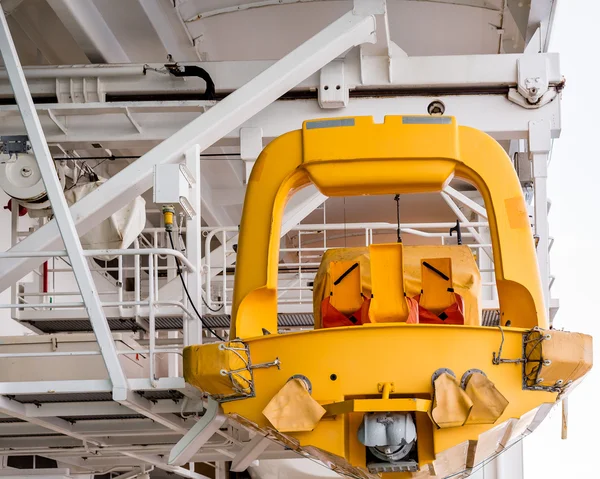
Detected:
[{"left": 482, "top": 309, "right": 500, "bottom": 327}]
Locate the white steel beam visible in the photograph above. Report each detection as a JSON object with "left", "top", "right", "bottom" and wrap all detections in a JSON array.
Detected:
[
  {"left": 169, "top": 398, "right": 227, "bottom": 466},
  {"left": 443, "top": 186, "right": 487, "bottom": 219},
  {"left": 0, "top": 419, "right": 181, "bottom": 437},
  {"left": 0, "top": 449, "right": 300, "bottom": 467},
  {"left": 0, "top": 468, "right": 73, "bottom": 479},
  {"left": 230, "top": 435, "right": 271, "bottom": 472},
  {"left": 0, "top": 395, "right": 103, "bottom": 446},
  {"left": 0, "top": 435, "right": 180, "bottom": 449},
  {"left": 137, "top": 0, "right": 199, "bottom": 62},
  {"left": 45, "top": 0, "right": 130, "bottom": 63},
  {"left": 186, "top": 145, "right": 203, "bottom": 345},
  {"left": 110, "top": 468, "right": 152, "bottom": 479},
  {"left": 0, "top": 53, "right": 562, "bottom": 97},
  {"left": 0, "top": 8, "right": 128, "bottom": 397},
  {"left": 0, "top": 8, "right": 376, "bottom": 294},
  {"left": 0, "top": 377, "right": 189, "bottom": 396},
  {"left": 121, "top": 452, "right": 210, "bottom": 479},
  {"left": 118, "top": 391, "right": 189, "bottom": 434},
  {"left": 0, "top": 94, "right": 561, "bottom": 151},
  {"left": 529, "top": 119, "right": 551, "bottom": 318}
]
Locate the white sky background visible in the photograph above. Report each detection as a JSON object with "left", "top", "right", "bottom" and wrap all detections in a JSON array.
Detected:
[{"left": 523, "top": 1, "right": 599, "bottom": 477}]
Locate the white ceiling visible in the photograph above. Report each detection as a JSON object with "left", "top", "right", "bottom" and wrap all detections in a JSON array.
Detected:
[{"left": 1, "top": 0, "right": 553, "bottom": 66}]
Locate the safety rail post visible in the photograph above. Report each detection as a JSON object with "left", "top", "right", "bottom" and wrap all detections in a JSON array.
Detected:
[
  {"left": 204, "top": 230, "right": 214, "bottom": 313},
  {"left": 298, "top": 230, "right": 303, "bottom": 304},
  {"left": 148, "top": 253, "right": 157, "bottom": 387},
  {"left": 134, "top": 239, "right": 141, "bottom": 320},
  {"left": 117, "top": 255, "right": 124, "bottom": 318},
  {"left": 10, "top": 204, "right": 18, "bottom": 320},
  {"left": 183, "top": 269, "right": 190, "bottom": 347},
  {"left": 0, "top": 8, "right": 128, "bottom": 398},
  {"left": 222, "top": 230, "right": 227, "bottom": 312}
]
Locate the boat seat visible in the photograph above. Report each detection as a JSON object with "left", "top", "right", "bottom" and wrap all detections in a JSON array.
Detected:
[
  {"left": 312, "top": 245, "right": 480, "bottom": 327},
  {"left": 368, "top": 243, "right": 418, "bottom": 323},
  {"left": 321, "top": 260, "right": 371, "bottom": 328},
  {"left": 413, "top": 257, "right": 465, "bottom": 325}
]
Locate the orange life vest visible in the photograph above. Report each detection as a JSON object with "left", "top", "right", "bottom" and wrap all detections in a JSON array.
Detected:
[
  {"left": 404, "top": 296, "right": 420, "bottom": 324},
  {"left": 322, "top": 294, "right": 419, "bottom": 327},
  {"left": 413, "top": 292, "right": 465, "bottom": 325},
  {"left": 321, "top": 295, "right": 371, "bottom": 328}
]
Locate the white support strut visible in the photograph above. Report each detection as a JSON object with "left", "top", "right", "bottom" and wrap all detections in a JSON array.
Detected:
[
  {"left": 0, "top": 7, "right": 377, "bottom": 296},
  {"left": 0, "top": 7, "right": 129, "bottom": 397},
  {"left": 230, "top": 434, "right": 271, "bottom": 472},
  {"left": 529, "top": 119, "right": 552, "bottom": 319},
  {"left": 185, "top": 145, "right": 203, "bottom": 344},
  {"left": 169, "top": 398, "right": 227, "bottom": 466}
]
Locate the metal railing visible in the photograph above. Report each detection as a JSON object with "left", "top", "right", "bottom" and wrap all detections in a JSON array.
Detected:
[
  {"left": 3, "top": 247, "right": 195, "bottom": 386},
  {"left": 202, "top": 221, "right": 494, "bottom": 311}
]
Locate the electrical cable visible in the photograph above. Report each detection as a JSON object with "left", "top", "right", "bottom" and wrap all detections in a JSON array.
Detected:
[
  {"left": 167, "top": 230, "right": 224, "bottom": 341},
  {"left": 201, "top": 294, "right": 224, "bottom": 312},
  {"left": 165, "top": 64, "right": 216, "bottom": 100}
]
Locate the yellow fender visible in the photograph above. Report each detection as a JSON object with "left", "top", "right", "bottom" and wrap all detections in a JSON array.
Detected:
[{"left": 232, "top": 116, "right": 546, "bottom": 339}]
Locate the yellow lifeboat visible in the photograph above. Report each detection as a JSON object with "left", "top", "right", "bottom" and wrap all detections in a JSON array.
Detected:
[{"left": 182, "top": 116, "right": 592, "bottom": 478}]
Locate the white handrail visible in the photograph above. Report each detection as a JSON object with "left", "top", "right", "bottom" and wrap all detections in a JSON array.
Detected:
[
  {"left": 202, "top": 220, "right": 491, "bottom": 309},
  {"left": 0, "top": 248, "right": 195, "bottom": 272}
]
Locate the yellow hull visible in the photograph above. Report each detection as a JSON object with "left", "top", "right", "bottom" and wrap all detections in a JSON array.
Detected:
[
  {"left": 182, "top": 116, "right": 593, "bottom": 477},
  {"left": 184, "top": 324, "right": 584, "bottom": 477}
]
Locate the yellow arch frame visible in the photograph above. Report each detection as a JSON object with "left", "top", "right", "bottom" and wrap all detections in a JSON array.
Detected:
[{"left": 231, "top": 116, "right": 546, "bottom": 338}]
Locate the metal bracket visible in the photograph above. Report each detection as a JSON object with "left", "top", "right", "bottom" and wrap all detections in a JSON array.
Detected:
[
  {"left": 55, "top": 77, "right": 105, "bottom": 103},
  {"left": 319, "top": 60, "right": 348, "bottom": 109},
  {"left": 230, "top": 434, "right": 271, "bottom": 472},
  {"left": 508, "top": 55, "right": 560, "bottom": 109},
  {"left": 492, "top": 326, "right": 525, "bottom": 365},
  {"left": 514, "top": 151, "right": 533, "bottom": 186},
  {"left": 0, "top": 135, "right": 29, "bottom": 156},
  {"left": 355, "top": 0, "right": 399, "bottom": 85},
  {"left": 251, "top": 357, "right": 281, "bottom": 370},
  {"left": 168, "top": 397, "right": 227, "bottom": 466},
  {"left": 240, "top": 127, "right": 263, "bottom": 183}
]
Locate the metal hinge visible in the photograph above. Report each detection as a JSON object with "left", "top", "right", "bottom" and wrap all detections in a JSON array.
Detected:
[{"left": 508, "top": 56, "right": 563, "bottom": 109}]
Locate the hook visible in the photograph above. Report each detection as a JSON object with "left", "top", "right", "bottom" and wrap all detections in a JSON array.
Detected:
[{"left": 449, "top": 220, "right": 462, "bottom": 245}]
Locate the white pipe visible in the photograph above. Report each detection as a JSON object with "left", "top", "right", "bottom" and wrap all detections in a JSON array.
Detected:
[
  {"left": 0, "top": 248, "right": 195, "bottom": 272},
  {"left": 0, "top": 349, "right": 182, "bottom": 360},
  {"left": 202, "top": 221, "right": 488, "bottom": 233},
  {"left": 0, "top": 64, "right": 143, "bottom": 79}
]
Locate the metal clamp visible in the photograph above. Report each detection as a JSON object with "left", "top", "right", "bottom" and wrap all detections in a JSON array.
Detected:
[{"left": 508, "top": 55, "right": 562, "bottom": 109}]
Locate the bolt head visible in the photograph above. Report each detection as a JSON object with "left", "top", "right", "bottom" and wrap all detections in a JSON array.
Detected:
[{"left": 20, "top": 167, "right": 32, "bottom": 177}]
